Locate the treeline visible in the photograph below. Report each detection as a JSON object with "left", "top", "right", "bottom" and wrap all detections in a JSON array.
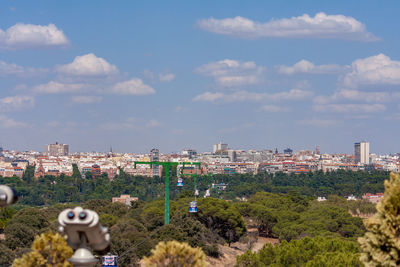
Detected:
[
  {"left": 222, "top": 170, "right": 388, "bottom": 199},
  {"left": 0, "top": 165, "right": 388, "bottom": 206}
]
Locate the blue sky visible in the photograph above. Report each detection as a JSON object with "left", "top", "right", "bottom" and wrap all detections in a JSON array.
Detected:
[{"left": 0, "top": 0, "right": 400, "bottom": 154}]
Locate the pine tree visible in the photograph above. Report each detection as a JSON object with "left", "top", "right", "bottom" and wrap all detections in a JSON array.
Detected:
[
  {"left": 142, "top": 240, "right": 207, "bottom": 267},
  {"left": 359, "top": 172, "right": 400, "bottom": 266}
]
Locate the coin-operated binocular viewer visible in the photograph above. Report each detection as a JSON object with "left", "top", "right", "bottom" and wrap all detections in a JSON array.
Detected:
[
  {"left": 0, "top": 185, "right": 18, "bottom": 207},
  {"left": 58, "top": 207, "right": 110, "bottom": 267}
]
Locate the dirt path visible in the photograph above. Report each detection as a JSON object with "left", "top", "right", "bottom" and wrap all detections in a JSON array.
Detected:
[{"left": 205, "top": 236, "right": 279, "bottom": 266}]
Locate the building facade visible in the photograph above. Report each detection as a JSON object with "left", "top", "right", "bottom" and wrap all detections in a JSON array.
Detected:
[
  {"left": 355, "top": 141, "right": 370, "bottom": 164},
  {"left": 46, "top": 142, "right": 69, "bottom": 156},
  {"left": 213, "top": 143, "right": 228, "bottom": 154}
]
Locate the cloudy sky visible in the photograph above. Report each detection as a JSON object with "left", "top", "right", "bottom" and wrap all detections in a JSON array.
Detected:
[{"left": 0, "top": 1, "right": 399, "bottom": 154}]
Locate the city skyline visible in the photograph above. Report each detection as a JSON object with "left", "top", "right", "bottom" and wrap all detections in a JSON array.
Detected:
[
  {"left": 0, "top": 1, "right": 400, "bottom": 154},
  {"left": 0, "top": 140, "right": 381, "bottom": 156}
]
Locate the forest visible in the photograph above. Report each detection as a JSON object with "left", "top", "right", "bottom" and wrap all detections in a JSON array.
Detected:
[
  {"left": 0, "top": 191, "right": 376, "bottom": 266},
  {"left": 0, "top": 165, "right": 388, "bottom": 207},
  {"left": 0, "top": 166, "right": 388, "bottom": 266}
]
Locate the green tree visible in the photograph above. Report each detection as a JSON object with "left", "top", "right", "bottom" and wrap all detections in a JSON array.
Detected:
[
  {"left": 142, "top": 240, "right": 206, "bottom": 267},
  {"left": 22, "top": 165, "right": 35, "bottom": 184},
  {"left": 0, "top": 206, "right": 17, "bottom": 231},
  {"left": 5, "top": 223, "right": 36, "bottom": 249},
  {"left": 196, "top": 198, "right": 246, "bottom": 246},
  {"left": 236, "top": 236, "right": 361, "bottom": 267},
  {"left": 0, "top": 243, "right": 15, "bottom": 266},
  {"left": 358, "top": 172, "right": 400, "bottom": 266}
]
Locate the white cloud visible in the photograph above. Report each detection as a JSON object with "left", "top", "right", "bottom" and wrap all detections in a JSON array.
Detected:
[
  {"left": 0, "top": 61, "right": 47, "bottom": 77},
  {"left": 173, "top": 106, "right": 186, "bottom": 112},
  {"left": 268, "top": 88, "right": 313, "bottom": 101},
  {"left": 100, "top": 118, "right": 136, "bottom": 130},
  {"left": 159, "top": 73, "right": 175, "bottom": 82},
  {"left": 56, "top": 53, "right": 118, "bottom": 76},
  {"left": 71, "top": 96, "right": 102, "bottom": 104},
  {"left": 0, "top": 114, "right": 27, "bottom": 128},
  {"left": 193, "top": 92, "right": 224, "bottom": 102},
  {"left": 198, "top": 12, "right": 378, "bottom": 41},
  {"left": 0, "top": 23, "right": 69, "bottom": 49},
  {"left": 0, "top": 61, "right": 31, "bottom": 76},
  {"left": 112, "top": 79, "right": 155, "bottom": 95},
  {"left": 143, "top": 70, "right": 155, "bottom": 80},
  {"left": 196, "top": 59, "right": 263, "bottom": 87},
  {"left": 145, "top": 119, "right": 161, "bottom": 128},
  {"left": 313, "top": 103, "right": 386, "bottom": 113},
  {"left": 100, "top": 117, "right": 160, "bottom": 131},
  {"left": 344, "top": 54, "right": 400, "bottom": 88},
  {"left": 193, "top": 88, "right": 312, "bottom": 103},
  {"left": 218, "top": 123, "right": 255, "bottom": 134},
  {"left": 298, "top": 119, "right": 340, "bottom": 127},
  {"left": 33, "top": 81, "right": 85, "bottom": 94},
  {"left": 260, "top": 105, "right": 290, "bottom": 112},
  {"left": 278, "top": 60, "right": 343, "bottom": 74},
  {"left": 314, "top": 90, "right": 390, "bottom": 104},
  {"left": 0, "top": 95, "right": 34, "bottom": 111}
]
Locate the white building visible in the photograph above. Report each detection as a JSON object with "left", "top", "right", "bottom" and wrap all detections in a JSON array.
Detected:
[
  {"left": 213, "top": 142, "right": 228, "bottom": 154},
  {"left": 354, "top": 141, "right": 370, "bottom": 164},
  {"left": 46, "top": 142, "right": 69, "bottom": 156}
]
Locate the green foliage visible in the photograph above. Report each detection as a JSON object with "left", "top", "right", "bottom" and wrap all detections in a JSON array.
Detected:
[
  {"left": 0, "top": 207, "right": 17, "bottom": 230},
  {"left": 71, "top": 164, "right": 81, "bottom": 179},
  {"left": 5, "top": 222, "right": 36, "bottom": 249},
  {"left": 359, "top": 172, "right": 400, "bottom": 266},
  {"left": 236, "top": 236, "right": 361, "bottom": 267},
  {"left": 22, "top": 165, "right": 35, "bottom": 184},
  {"left": 155, "top": 216, "right": 222, "bottom": 257},
  {"left": 195, "top": 197, "right": 247, "bottom": 245},
  {"left": 0, "top": 243, "right": 15, "bottom": 266},
  {"left": 142, "top": 240, "right": 207, "bottom": 267},
  {"left": 8, "top": 207, "right": 49, "bottom": 230},
  {"left": 235, "top": 192, "right": 365, "bottom": 242},
  {"left": 0, "top": 169, "right": 388, "bottom": 206},
  {"left": 110, "top": 219, "right": 153, "bottom": 265},
  {"left": 5, "top": 207, "right": 50, "bottom": 249}
]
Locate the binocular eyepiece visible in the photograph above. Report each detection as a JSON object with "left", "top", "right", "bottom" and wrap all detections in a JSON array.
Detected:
[{"left": 0, "top": 185, "right": 18, "bottom": 207}]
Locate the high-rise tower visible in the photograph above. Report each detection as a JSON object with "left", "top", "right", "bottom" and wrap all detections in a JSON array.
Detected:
[{"left": 354, "top": 141, "right": 370, "bottom": 164}]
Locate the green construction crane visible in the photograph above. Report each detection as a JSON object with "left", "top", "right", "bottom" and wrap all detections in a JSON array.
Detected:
[{"left": 134, "top": 161, "right": 180, "bottom": 225}]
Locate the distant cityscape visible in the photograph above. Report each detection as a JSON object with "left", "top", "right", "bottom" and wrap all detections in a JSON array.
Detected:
[{"left": 0, "top": 140, "right": 397, "bottom": 180}]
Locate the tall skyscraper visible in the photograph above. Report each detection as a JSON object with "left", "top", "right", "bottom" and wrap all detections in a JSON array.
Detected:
[
  {"left": 46, "top": 142, "right": 69, "bottom": 156},
  {"left": 213, "top": 142, "right": 228, "bottom": 154},
  {"left": 354, "top": 141, "right": 370, "bottom": 164},
  {"left": 150, "top": 148, "right": 160, "bottom": 177}
]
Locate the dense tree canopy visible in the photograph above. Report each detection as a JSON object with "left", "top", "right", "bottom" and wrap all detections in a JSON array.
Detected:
[
  {"left": 235, "top": 192, "right": 365, "bottom": 241},
  {"left": 0, "top": 168, "right": 389, "bottom": 207},
  {"left": 236, "top": 236, "right": 361, "bottom": 267}
]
